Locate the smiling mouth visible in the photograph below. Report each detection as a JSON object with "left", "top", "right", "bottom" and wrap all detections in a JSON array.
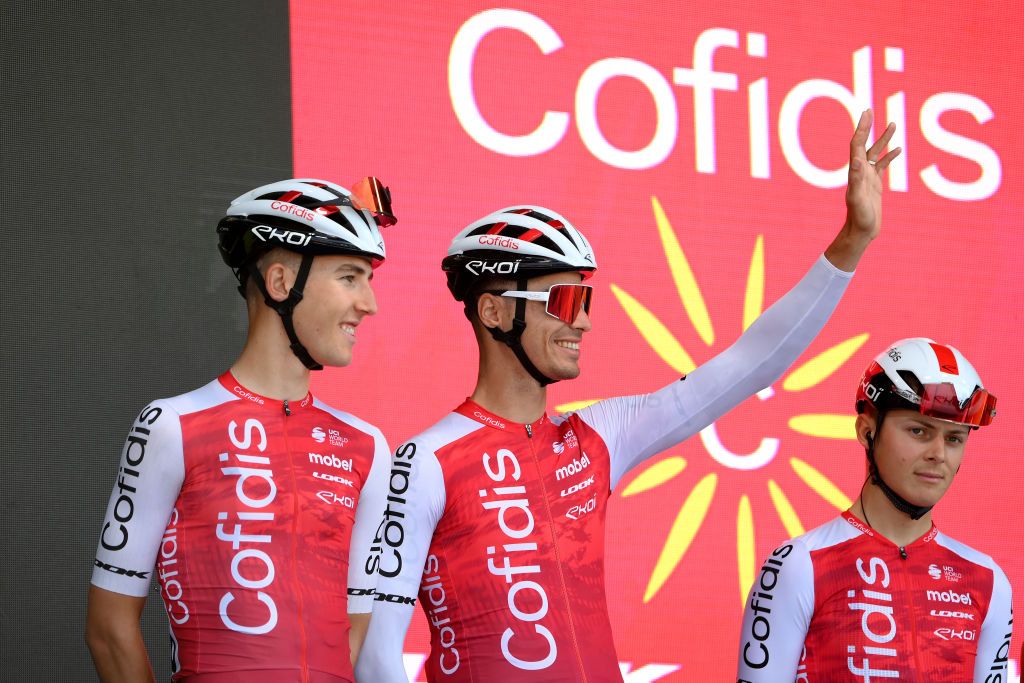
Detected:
[
  {"left": 555, "top": 340, "right": 580, "bottom": 351},
  {"left": 341, "top": 324, "right": 357, "bottom": 338}
]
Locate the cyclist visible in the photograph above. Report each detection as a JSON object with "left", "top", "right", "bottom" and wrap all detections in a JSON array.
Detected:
[
  {"left": 356, "top": 111, "right": 899, "bottom": 682},
  {"left": 86, "top": 178, "right": 396, "bottom": 682},
  {"left": 736, "top": 338, "right": 1011, "bottom": 681}
]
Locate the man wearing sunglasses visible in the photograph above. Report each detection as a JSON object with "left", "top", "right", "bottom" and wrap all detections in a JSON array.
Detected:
[
  {"left": 356, "top": 111, "right": 899, "bottom": 682},
  {"left": 736, "top": 338, "right": 1011, "bottom": 682},
  {"left": 87, "top": 178, "right": 395, "bottom": 682}
]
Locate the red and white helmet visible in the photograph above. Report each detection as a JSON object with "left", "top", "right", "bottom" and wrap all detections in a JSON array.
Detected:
[
  {"left": 856, "top": 338, "right": 996, "bottom": 427},
  {"left": 218, "top": 177, "right": 394, "bottom": 278},
  {"left": 442, "top": 205, "right": 596, "bottom": 301}
]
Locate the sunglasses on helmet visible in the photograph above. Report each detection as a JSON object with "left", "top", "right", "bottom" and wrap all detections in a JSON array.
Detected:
[
  {"left": 485, "top": 283, "right": 593, "bottom": 324},
  {"left": 919, "top": 383, "right": 996, "bottom": 427},
  {"left": 347, "top": 176, "right": 396, "bottom": 227}
]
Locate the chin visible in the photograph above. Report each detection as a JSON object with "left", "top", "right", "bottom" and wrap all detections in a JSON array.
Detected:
[{"left": 553, "top": 365, "right": 582, "bottom": 381}]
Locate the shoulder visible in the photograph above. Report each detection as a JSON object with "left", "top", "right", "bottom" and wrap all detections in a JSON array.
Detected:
[
  {"left": 933, "top": 531, "right": 1000, "bottom": 570},
  {"left": 400, "top": 411, "right": 485, "bottom": 456},
  {"left": 797, "top": 514, "right": 864, "bottom": 553},
  {"left": 933, "top": 531, "right": 1009, "bottom": 587},
  {"left": 160, "top": 377, "right": 238, "bottom": 417},
  {"left": 312, "top": 398, "right": 386, "bottom": 443}
]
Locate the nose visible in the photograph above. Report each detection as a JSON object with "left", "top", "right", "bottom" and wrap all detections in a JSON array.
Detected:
[
  {"left": 358, "top": 282, "right": 378, "bottom": 316},
  {"left": 924, "top": 434, "right": 946, "bottom": 462},
  {"left": 572, "top": 307, "right": 592, "bottom": 332}
]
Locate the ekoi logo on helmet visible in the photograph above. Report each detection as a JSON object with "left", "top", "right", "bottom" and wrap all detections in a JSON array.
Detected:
[
  {"left": 251, "top": 225, "right": 314, "bottom": 247},
  {"left": 465, "top": 260, "right": 521, "bottom": 276}
]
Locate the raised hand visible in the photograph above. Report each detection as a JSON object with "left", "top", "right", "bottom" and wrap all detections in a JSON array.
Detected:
[{"left": 824, "top": 109, "right": 901, "bottom": 271}]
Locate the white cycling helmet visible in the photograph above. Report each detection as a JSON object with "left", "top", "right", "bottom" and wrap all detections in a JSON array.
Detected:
[
  {"left": 856, "top": 337, "right": 996, "bottom": 428},
  {"left": 442, "top": 205, "right": 596, "bottom": 302}
]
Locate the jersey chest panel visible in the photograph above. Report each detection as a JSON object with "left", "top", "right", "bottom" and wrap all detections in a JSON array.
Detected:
[{"left": 420, "top": 415, "right": 621, "bottom": 682}]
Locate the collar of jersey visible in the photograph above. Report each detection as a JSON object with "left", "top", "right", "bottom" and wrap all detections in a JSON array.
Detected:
[
  {"left": 455, "top": 398, "right": 549, "bottom": 434},
  {"left": 841, "top": 510, "right": 939, "bottom": 548},
  {"left": 218, "top": 371, "right": 315, "bottom": 412}
]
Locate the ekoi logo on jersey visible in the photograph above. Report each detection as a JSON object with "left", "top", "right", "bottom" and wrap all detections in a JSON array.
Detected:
[
  {"left": 847, "top": 556, "right": 898, "bottom": 681},
  {"left": 216, "top": 418, "right": 280, "bottom": 635},
  {"left": 480, "top": 448, "right": 558, "bottom": 671}
]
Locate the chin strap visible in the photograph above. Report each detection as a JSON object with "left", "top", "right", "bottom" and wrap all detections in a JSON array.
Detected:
[
  {"left": 246, "top": 254, "right": 323, "bottom": 371},
  {"left": 484, "top": 278, "right": 556, "bottom": 387},
  {"left": 865, "top": 411, "right": 933, "bottom": 521}
]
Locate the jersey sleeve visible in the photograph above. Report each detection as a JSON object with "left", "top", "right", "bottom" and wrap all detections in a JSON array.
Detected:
[
  {"left": 736, "top": 539, "right": 815, "bottom": 682},
  {"left": 575, "top": 255, "right": 852, "bottom": 489},
  {"left": 91, "top": 400, "right": 185, "bottom": 597},
  {"left": 354, "top": 439, "right": 447, "bottom": 683},
  {"left": 973, "top": 562, "right": 1013, "bottom": 682},
  {"left": 346, "top": 427, "right": 390, "bottom": 614}
]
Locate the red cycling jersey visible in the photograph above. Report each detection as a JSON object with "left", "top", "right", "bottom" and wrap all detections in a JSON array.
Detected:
[
  {"left": 91, "top": 372, "right": 390, "bottom": 682},
  {"left": 356, "top": 256, "right": 854, "bottom": 682},
  {"left": 736, "top": 511, "right": 1013, "bottom": 682}
]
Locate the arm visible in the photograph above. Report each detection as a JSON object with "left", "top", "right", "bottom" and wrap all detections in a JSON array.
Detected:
[
  {"left": 354, "top": 441, "right": 446, "bottom": 683},
  {"left": 736, "top": 540, "right": 814, "bottom": 682},
  {"left": 586, "top": 254, "right": 851, "bottom": 488},
  {"left": 87, "top": 400, "right": 184, "bottom": 682},
  {"left": 347, "top": 428, "right": 391, "bottom": 664},
  {"left": 85, "top": 587, "right": 155, "bottom": 683},
  {"left": 973, "top": 564, "right": 1012, "bottom": 682},
  {"left": 580, "top": 111, "right": 901, "bottom": 487}
]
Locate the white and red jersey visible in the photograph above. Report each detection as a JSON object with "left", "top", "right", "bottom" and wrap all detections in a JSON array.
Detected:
[
  {"left": 357, "top": 255, "right": 854, "bottom": 682},
  {"left": 91, "top": 372, "right": 390, "bottom": 683},
  {"left": 736, "top": 512, "right": 1013, "bottom": 683}
]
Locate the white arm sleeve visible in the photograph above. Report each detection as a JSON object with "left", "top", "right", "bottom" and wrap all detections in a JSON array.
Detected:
[
  {"left": 736, "top": 539, "right": 814, "bottom": 682},
  {"left": 575, "top": 255, "right": 852, "bottom": 489},
  {"left": 347, "top": 428, "right": 391, "bottom": 614},
  {"left": 91, "top": 401, "right": 185, "bottom": 596},
  {"left": 355, "top": 440, "right": 446, "bottom": 683},
  {"left": 973, "top": 563, "right": 1013, "bottom": 682}
]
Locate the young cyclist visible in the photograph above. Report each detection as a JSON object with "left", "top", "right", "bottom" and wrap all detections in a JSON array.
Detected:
[
  {"left": 356, "top": 111, "right": 899, "bottom": 682},
  {"left": 736, "top": 338, "right": 1011, "bottom": 682},
  {"left": 86, "top": 178, "right": 396, "bottom": 682}
]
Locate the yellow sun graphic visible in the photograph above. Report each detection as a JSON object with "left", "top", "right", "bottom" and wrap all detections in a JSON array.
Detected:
[{"left": 556, "top": 197, "right": 869, "bottom": 605}]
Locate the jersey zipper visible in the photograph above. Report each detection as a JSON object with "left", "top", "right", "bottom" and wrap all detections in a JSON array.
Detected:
[
  {"left": 282, "top": 401, "right": 309, "bottom": 683},
  {"left": 897, "top": 546, "right": 923, "bottom": 682},
  {"left": 524, "top": 423, "right": 589, "bottom": 682}
]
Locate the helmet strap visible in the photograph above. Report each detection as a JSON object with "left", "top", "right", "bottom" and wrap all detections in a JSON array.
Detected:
[
  {"left": 865, "top": 411, "right": 933, "bottom": 521},
  {"left": 484, "top": 278, "right": 556, "bottom": 387},
  {"left": 246, "top": 254, "right": 324, "bottom": 371}
]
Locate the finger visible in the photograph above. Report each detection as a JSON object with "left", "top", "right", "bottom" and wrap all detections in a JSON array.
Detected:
[
  {"left": 850, "top": 109, "right": 872, "bottom": 156},
  {"left": 867, "top": 122, "right": 897, "bottom": 158},
  {"left": 872, "top": 147, "right": 902, "bottom": 171}
]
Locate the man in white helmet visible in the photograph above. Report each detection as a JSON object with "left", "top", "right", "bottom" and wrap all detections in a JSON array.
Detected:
[
  {"left": 736, "top": 338, "right": 1010, "bottom": 682},
  {"left": 357, "top": 113, "right": 901, "bottom": 682},
  {"left": 86, "top": 178, "right": 396, "bottom": 682}
]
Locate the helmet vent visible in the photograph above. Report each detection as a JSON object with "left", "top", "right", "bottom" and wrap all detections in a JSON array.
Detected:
[{"left": 896, "top": 370, "right": 923, "bottom": 395}]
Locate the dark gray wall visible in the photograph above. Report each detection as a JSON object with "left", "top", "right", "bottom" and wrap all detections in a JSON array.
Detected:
[{"left": 1, "top": 3, "right": 293, "bottom": 679}]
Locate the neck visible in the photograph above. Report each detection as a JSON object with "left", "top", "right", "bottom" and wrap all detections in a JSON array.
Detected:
[
  {"left": 851, "top": 482, "right": 933, "bottom": 547},
  {"left": 230, "top": 311, "right": 312, "bottom": 401},
  {"left": 471, "top": 343, "right": 548, "bottom": 424}
]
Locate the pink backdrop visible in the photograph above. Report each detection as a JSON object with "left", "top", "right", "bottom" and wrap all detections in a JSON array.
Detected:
[{"left": 291, "top": 2, "right": 1022, "bottom": 679}]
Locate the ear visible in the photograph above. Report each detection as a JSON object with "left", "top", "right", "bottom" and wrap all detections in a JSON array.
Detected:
[
  {"left": 263, "top": 261, "right": 297, "bottom": 303},
  {"left": 477, "top": 292, "right": 509, "bottom": 331},
  {"left": 855, "top": 413, "right": 876, "bottom": 449}
]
